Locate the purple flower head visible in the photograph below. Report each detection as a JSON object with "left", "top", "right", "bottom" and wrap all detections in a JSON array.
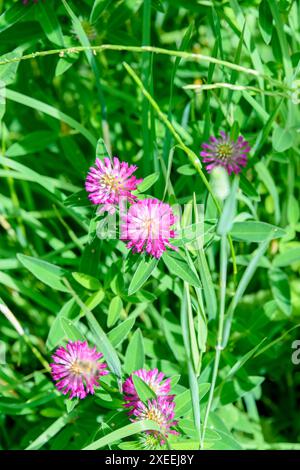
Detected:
[
  {"left": 200, "top": 131, "right": 250, "bottom": 175},
  {"left": 85, "top": 157, "right": 142, "bottom": 210},
  {"left": 123, "top": 368, "right": 172, "bottom": 411},
  {"left": 131, "top": 397, "right": 179, "bottom": 444},
  {"left": 121, "top": 198, "right": 177, "bottom": 259},
  {"left": 50, "top": 340, "right": 108, "bottom": 399}
]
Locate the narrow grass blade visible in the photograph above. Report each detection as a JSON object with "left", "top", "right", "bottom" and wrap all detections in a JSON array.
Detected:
[{"left": 83, "top": 420, "right": 160, "bottom": 450}]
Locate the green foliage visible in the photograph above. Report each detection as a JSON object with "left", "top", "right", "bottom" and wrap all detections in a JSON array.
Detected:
[{"left": 0, "top": 0, "right": 299, "bottom": 452}]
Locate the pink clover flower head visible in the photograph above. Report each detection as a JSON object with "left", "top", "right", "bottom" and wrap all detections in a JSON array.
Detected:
[
  {"left": 50, "top": 340, "right": 108, "bottom": 399},
  {"left": 131, "top": 397, "right": 179, "bottom": 444},
  {"left": 121, "top": 198, "right": 177, "bottom": 259},
  {"left": 200, "top": 131, "right": 250, "bottom": 175},
  {"left": 85, "top": 156, "right": 142, "bottom": 208},
  {"left": 123, "top": 368, "right": 172, "bottom": 411}
]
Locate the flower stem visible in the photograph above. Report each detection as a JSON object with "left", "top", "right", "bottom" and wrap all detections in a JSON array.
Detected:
[
  {"left": 123, "top": 61, "right": 237, "bottom": 274},
  {"left": 0, "top": 44, "right": 288, "bottom": 91},
  {"left": 200, "top": 234, "right": 228, "bottom": 448}
]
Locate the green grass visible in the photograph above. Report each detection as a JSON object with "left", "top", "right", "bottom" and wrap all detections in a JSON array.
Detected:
[{"left": 0, "top": 0, "right": 299, "bottom": 451}]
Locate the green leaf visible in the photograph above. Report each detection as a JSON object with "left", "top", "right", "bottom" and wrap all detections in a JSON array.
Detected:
[
  {"left": 107, "top": 318, "right": 135, "bottom": 349},
  {"left": 62, "top": 0, "right": 107, "bottom": 154},
  {"left": 118, "top": 441, "right": 142, "bottom": 450},
  {"left": 273, "top": 248, "right": 300, "bottom": 268},
  {"left": 136, "top": 172, "right": 160, "bottom": 192},
  {"left": 72, "top": 272, "right": 101, "bottom": 291},
  {"left": 187, "top": 365, "right": 201, "bottom": 439},
  {"left": 90, "top": 0, "right": 113, "bottom": 24},
  {"left": 124, "top": 329, "right": 145, "bottom": 375},
  {"left": 172, "top": 441, "right": 201, "bottom": 450},
  {"left": 197, "top": 249, "right": 217, "bottom": 321},
  {"left": 255, "top": 161, "right": 280, "bottom": 224},
  {"left": 17, "top": 254, "right": 68, "bottom": 292},
  {"left": 96, "top": 137, "right": 111, "bottom": 160},
  {"left": 230, "top": 121, "right": 240, "bottom": 140},
  {"left": 174, "top": 383, "right": 210, "bottom": 418},
  {"left": 60, "top": 317, "right": 85, "bottom": 342},
  {"left": 219, "top": 376, "right": 264, "bottom": 406},
  {"left": 225, "top": 338, "right": 267, "bottom": 380},
  {"left": 180, "top": 419, "right": 220, "bottom": 441},
  {"left": 64, "top": 190, "right": 90, "bottom": 208},
  {"left": 230, "top": 221, "right": 285, "bottom": 242},
  {"left": 239, "top": 174, "right": 260, "bottom": 201},
  {"left": 268, "top": 0, "right": 293, "bottom": 80},
  {"left": 0, "top": 394, "right": 56, "bottom": 415},
  {"left": 0, "top": 84, "right": 5, "bottom": 121},
  {"left": 6, "top": 131, "right": 56, "bottom": 157},
  {"left": 272, "top": 126, "right": 294, "bottom": 152},
  {"left": 177, "top": 164, "right": 196, "bottom": 176},
  {"left": 287, "top": 195, "right": 299, "bottom": 226},
  {"left": 259, "top": 0, "right": 273, "bottom": 44},
  {"left": 54, "top": 34, "right": 79, "bottom": 77},
  {"left": 26, "top": 411, "right": 78, "bottom": 450},
  {"left": 254, "top": 99, "right": 283, "bottom": 153},
  {"left": 0, "top": 3, "right": 30, "bottom": 33},
  {"left": 0, "top": 156, "right": 78, "bottom": 193},
  {"left": 163, "top": 22, "right": 193, "bottom": 167},
  {"left": 86, "top": 289, "right": 105, "bottom": 310},
  {"left": 55, "top": 54, "right": 78, "bottom": 77},
  {"left": 151, "top": 0, "right": 165, "bottom": 12},
  {"left": 197, "top": 302, "right": 207, "bottom": 352},
  {"left": 66, "top": 398, "right": 78, "bottom": 414},
  {"left": 86, "top": 311, "right": 122, "bottom": 379},
  {"left": 0, "top": 47, "right": 24, "bottom": 85},
  {"left": 46, "top": 299, "right": 79, "bottom": 350},
  {"left": 162, "top": 252, "right": 201, "bottom": 287},
  {"left": 182, "top": 281, "right": 200, "bottom": 372},
  {"left": 173, "top": 221, "right": 209, "bottom": 247},
  {"left": 269, "top": 268, "right": 291, "bottom": 316},
  {"left": 107, "top": 296, "right": 123, "bottom": 328},
  {"left": 217, "top": 177, "right": 239, "bottom": 235},
  {"left": 208, "top": 428, "right": 242, "bottom": 450},
  {"left": 35, "top": 2, "right": 65, "bottom": 46},
  {"left": 83, "top": 420, "right": 160, "bottom": 450},
  {"left": 79, "top": 237, "right": 101, "bottom": 277},
  {"left": 255, "top": 324, "right": 300, "bottom": 358},
  {"left": 6, "top": 89, "right": 97, "bottom": 147},
  {"left": 223, "top": 238, "right": 271, "bottom": 346},
  {"left": 132, "top": 375, "right": 157, "bottom": 403},
  {"left": 128, "top": 257, "right": 158, "bottom": 295}
]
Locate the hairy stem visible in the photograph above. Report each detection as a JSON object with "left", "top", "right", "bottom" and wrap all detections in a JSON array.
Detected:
[{"left": 0, "top": 44, "right": 289, "bottom": 91}]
